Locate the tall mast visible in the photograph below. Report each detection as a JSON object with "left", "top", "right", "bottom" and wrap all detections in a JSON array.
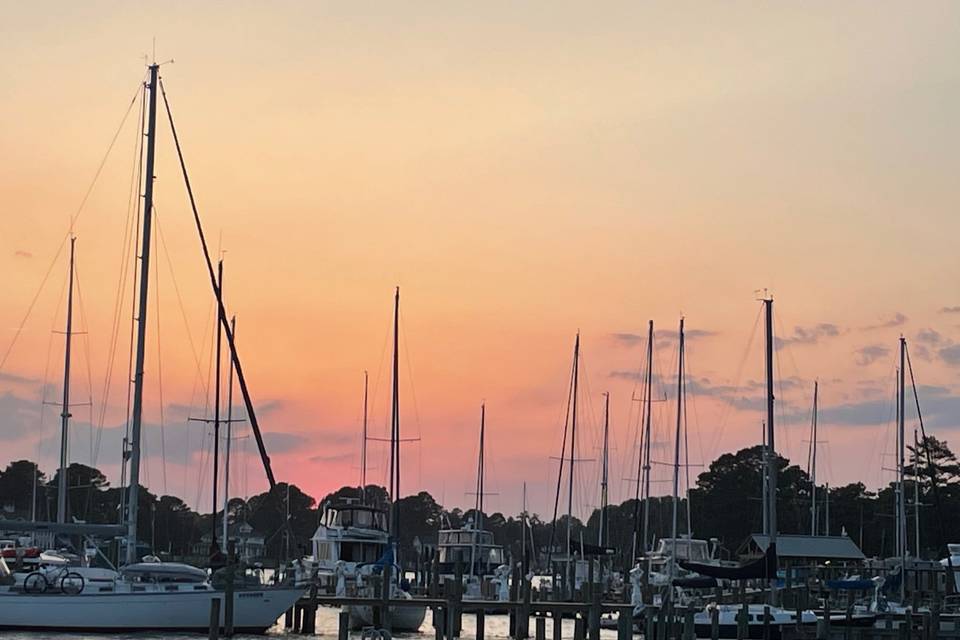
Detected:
[
  {"left": 521, "top": 481, "right": 528, "bottom": 574},
  {"left": 898, "top": 336, "right": 907, "bottom": 599},
  {"left": 599, "top": 392, "right": 610, "bottom": 548},
  {"left": 566, "top": 332, "right": 580, "bottom": 593},
  {"left": 810, "top": 380, "right": 819, "bottom": 536},
  {"left": 361, "top": 370, "right": 368, "bottom": 503},
  {"left": 470, "top": 403, "right": 486, "bottom": 578},
  {"left": 761, "top": 420, "right": 768, "bottom": 536},
  {"left": 640, "top": 320, "right": 654, "bottom": 557},
  {"left": 221, "top": 315, "right": 237, "bottom": 547},
  {"left": 211, "top": 259, "right": 224, "bottom": 556},
  {"left": 763, "top": 297, "right": 777, "bottom": 602},
  {"left": 126, "top": 63, "right": 159, "bottom": 565},
  {"left": 390, "top": 287, "right": 401, "bottom": 541},
  {"left": 914, "top": 428, "right": 921, "bottom": 558},
  {"left": 56, "top": 236, "right": 77, "bottom": 525},
  {"left": 478, "top": 403, "right": 486, "bottom": 529},
  {"left": 670, "top": 317, "right": 684, "bottom": 580}
]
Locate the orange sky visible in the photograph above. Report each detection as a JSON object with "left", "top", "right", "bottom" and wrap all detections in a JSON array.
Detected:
[{"left": 1, "top": 2, "right": 959, "bottom": 521}]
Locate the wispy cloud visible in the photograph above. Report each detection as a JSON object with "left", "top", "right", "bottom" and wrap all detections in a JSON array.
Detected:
[
  {"left": 609, "top": 333, "right": 646, "bottom": 347},
  {"left": 14, "top": 250, "right": 32, "bottom": 259},
  {"left": 855, "top": 344, "right": 890, "bottom": 366},
  {"left": 860, "top": 312, "right": 908, "bottom": 331},
  {"left": 775, "top": 323, "right": 841, "bottom": 350},
  {"left": 916, "top": 328, "right": 945, "bottom": 346},
  {"left": 609, "top": 328, "right": 717, "bottom": 349},
  {"left": 939, "top": 345, "right": 960, "bottom": 367},
  {"left": 939, "top": 306, "right": 960, "bottom": 314}
]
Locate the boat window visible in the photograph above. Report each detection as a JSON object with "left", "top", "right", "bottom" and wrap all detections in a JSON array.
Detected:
[
  {"left": 489, "top": 548, "right": 503, "bottom": 564},
  {"left": 315, "top": 543, "right": 332, "bottom": 561}
]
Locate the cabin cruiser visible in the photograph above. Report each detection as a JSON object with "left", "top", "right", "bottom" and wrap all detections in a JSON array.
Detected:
[
  {"left": 310, "top": 501, "right": 425, "bottom": 632},
  {"left": 437, "top": 522, "right": 506, "bottom": 597}
]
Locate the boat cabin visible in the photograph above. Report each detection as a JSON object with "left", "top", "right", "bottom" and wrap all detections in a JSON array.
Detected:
[
  {"left": 437, "top": 526, "right": 505, "bottom": 577},
  {"left": 311, "top": 503, "right": 390, "bottom": 573}
]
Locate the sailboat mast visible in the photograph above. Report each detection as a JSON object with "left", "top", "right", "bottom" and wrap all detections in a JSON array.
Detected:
[
  {"left": 914, "top": 428, "right": 920, "bottom": 558},
  {"left": 763, "top": 297, "right": 777, "bottom": 602},
  {"left": 670, "top": 318, "right": 684, "bottom": 579},
  {"left": 126, "top": 63, "right": 159, "bottom": 565},
  {"left": 56, "top": 237, "right": 77, "bottom": 525},
  {"left": 470, "top": 403, "right": 485, "bottom": 578},
  {"left": 521, "top": 481, "right": 528, "bottom": 574},
  {"left": 762, "top": 420, "right": 768, "bottom": 536},
  {"left": 222, "top": 315, "right": 236, "bottom": 547},
  {"left": 640, "top": 320, "right": 654, "bottom": 556},
  {"left": 898, "top": 336, "right": 907, "bottom": 598},
  {"left": 211, "top": 259, "right": 224, "bottom": 554},
  {"left": 390, "top": 287, "right": 401, "bottom": 539},
  {"left": 361, "top": 370, "right": 368, "bottom": 502},
  {"left": 567, "top": 332, "right": 580, "bottom": 592},
  {"left": 810, "top": 380, "right": 819, "bottom": 536},
  {"left": 599, "top": 392, "right": 609, "bottom": 548}
]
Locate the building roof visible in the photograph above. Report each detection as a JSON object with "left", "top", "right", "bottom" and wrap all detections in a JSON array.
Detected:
[{"left": 747, "top": 534, "right": 865, "bottom": 561}]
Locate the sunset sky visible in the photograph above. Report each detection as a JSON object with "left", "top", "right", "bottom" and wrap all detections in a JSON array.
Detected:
[{"left": 1, "top": 2, "right": 959, "bottom": 523}]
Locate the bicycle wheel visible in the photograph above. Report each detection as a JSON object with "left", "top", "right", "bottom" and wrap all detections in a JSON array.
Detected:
[
  {"left": 23, "top": 572, "right": 47, "bottom": 594},
  {"left": 61, "top": 572, "right": 85, "bottom": 595}
]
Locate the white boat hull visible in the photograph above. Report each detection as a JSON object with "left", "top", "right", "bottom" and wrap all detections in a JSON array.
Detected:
[
  {"left": 0, "top": 587, "right": 305, "bottom": 633},
  {"left": 348, "top": 603, "right": 426, "bottom": 632}
]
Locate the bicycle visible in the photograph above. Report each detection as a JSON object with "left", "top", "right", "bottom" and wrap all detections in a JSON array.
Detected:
[{"left": 22, "top": 565, "right": 84, "bottom": 595}]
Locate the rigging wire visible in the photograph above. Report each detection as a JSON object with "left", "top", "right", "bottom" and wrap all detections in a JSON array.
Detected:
[
  {"left": 152, "top": 215, "right": 168, "bottom": 495},
  {"left": 0, "top": 79, "right": 144, "bottom": 376},
  {"left": 706, "top": 306, "right": 762, "bottom": 458},
  {"left": 94, "top": 82, "right": 146, "bottom": 469}
]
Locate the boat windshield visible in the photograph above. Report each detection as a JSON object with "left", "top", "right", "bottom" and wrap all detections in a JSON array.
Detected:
[{"left": 330, "top": 508, "right": 386, "bottom": 531}]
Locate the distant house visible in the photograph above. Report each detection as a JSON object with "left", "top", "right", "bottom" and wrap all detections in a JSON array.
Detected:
[
  {"left": 194, "top": 522, "right": 266, "bottom": 562},
  {"left": 740, "top": 533, "right": 865, "bottom": 570}
]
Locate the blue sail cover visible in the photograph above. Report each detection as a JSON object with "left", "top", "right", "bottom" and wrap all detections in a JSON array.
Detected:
[
  {"left": 371, "top": 545, "right": 395, "bottom": 571},
  {"left": 825, "top": 579, "right": 874, "bottom": 590}
]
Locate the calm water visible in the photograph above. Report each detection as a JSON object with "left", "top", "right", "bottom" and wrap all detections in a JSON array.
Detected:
[{"left": 5, "top": 607, "right": 626, "bottom": 639}]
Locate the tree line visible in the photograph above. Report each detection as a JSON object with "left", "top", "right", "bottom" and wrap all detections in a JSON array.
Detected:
[{"left": 0, "top": 436, "right": 956, "bottom": 567}]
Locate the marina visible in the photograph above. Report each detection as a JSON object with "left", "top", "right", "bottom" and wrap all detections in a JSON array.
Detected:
[{"left": 2, "top": 4, "right": 960, "bottom": 640}]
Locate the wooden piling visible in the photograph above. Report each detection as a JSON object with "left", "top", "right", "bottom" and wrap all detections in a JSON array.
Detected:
[
  {"left": 477, "top": 610, "right": 486, "bottom": 640},
  {"left": 536, "top": 616, "right": 546, "bottom": 640},
  {"left": 519, "top": 572, "right": 532, "bottom": 640},
  {"left": 617, "top": 609, "right": 633, "bottom": 640},
  {"left": 762, "top": 605, "right": 770, "bottom": 640},
  {"left": 284, "top": 606, "right": 294, "bottom": 629},
  {"left": 434, "top": 606, "right": 445, "bottom": 640},
  {"left": 338, "top": 609, "right": 349, "bottom": 640},
  {"left": 588, "top": 588, "right": 601, "bottom": 640},
  {"left": 452, "top": 562, "right": 464, "bottom": 639},
  {"left": 208, "top": 597, "right": 221, "bottom": 640},
  {"left": 382, "top": 563, "right": 393, "bottom": 633},
  {"left": 552, "top": 613, "right": 563, "bottom": 640},
  {"left": 711, "top": 606, "right": 720, "bottom": 640},
  {"left": 683, "top": 608, "right": 695, "bottom": 640},
  {"left": 736, "top": 596, "right": 748, "bottom": 640},
  {"left": 820, "top": 600, "right": 831, "bottom": 640},
  {"left": 573, "top": 616, "right": 586, "bottom": 640},
  {"left": 644, "top": 606, "right": 657, "bottom": 640},
  {"left": 509, "top": 564, "right": 520, "bottom": 637}
]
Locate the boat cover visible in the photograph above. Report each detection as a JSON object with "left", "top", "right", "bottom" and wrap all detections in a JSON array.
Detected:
[{"left": 678, "top": 544, "right": 777, "bottom": 581}]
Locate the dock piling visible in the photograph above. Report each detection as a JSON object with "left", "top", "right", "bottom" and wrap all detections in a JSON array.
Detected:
[
  {"left": 535, "top": 615, "right": 546, "bottom": 640},
  {"left": 208, "top": 597, "right": 221, "bottom": 640}
]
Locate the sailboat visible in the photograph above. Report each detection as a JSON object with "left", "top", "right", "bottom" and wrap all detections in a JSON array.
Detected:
[
  {"left": 346, "top": 288, "right": 427, "bottom": 632},
  {"left": 0, "top": 63, "right": 304, "bottom": 633},
  {"left": 679, "top": 298, "right": 817, "bottom": 639},
  {"left": 437, "top": 403, "right": 506, "bottom": 596}
]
